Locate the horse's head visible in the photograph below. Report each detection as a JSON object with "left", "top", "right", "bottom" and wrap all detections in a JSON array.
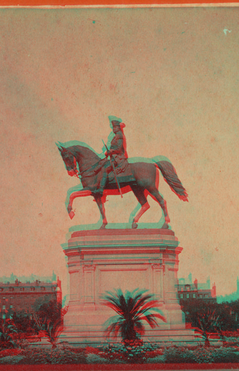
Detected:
[{"left": 56, "top": 143, "right": 78, "bottom": 177}]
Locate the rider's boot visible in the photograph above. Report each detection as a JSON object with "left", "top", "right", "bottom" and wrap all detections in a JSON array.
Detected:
[{"left": 96, "top": 172, "right": 108, "bottom": 197}]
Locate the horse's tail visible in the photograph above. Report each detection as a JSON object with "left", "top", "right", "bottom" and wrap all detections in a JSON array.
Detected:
[{"left": 152, "top": 156, "right": 188, "bottom": 202}]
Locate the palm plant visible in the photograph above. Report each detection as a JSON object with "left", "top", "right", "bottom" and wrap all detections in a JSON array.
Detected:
[
  {"left": 182, "top": 300, "right": 220, "bottom": 347},
  {"left": 42, "top": 318, "right": 65, "bottom": 349},
  {"left": 33, "top": 301, "right": 68, "bottom": 348},
  {"left": 102, "top": 288, "right": 166, "bottom": 343}
]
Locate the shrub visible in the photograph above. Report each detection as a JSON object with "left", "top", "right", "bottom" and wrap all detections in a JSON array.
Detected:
[
  {"left": 17, "top": 346, "right": 87, "bottom": 364},
  {"left": 164, "top": 347, "right": 196, "bottom": 363},
  {"left": 0, "top": 319, "right": 18, "bottom": 350},
  {"left": 0, "top": 355, "right": 25, "bottom": 364},
  {"left": 0, "top": 349, "right": 22, "bottom": 359},
  {"left": 146, "top": 355, "right": 165, "bottom": 363},
  {"left": 212, "top": 348, "right": 239, "bottom": 363},
  {"left": 192, "top": 347, "right": 215, "bottom": 363},
  {"left": 100, "top": 341, "right": 162, "bottom": 364},
  {"left": 33, "top": 301, "right": 68, "bottom": 349},
  {"left": 164, "top": 346, "right": 239, "bottom": 364},
  {"left": 12, "top": 311, "right": 39, "bottom": 342},
  {"left": 86, "top": 353, "right": 113, "bottom": 364}
]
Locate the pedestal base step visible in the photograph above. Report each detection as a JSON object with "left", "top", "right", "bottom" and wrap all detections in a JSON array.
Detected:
[{"left": 59, "top": 328, "right": 203, "bottom": 347}]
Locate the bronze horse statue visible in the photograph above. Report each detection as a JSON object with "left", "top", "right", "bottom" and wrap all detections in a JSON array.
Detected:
[{"left": 57, "top": 142, "right": 188, "bottom": 229}]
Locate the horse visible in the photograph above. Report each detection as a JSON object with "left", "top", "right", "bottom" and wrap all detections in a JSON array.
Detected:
[{"left": 56, "top": 142, "right": 188, "bottom": 229}]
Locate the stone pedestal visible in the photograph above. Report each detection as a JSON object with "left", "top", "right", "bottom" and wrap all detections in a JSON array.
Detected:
[{"left": 61, "top": 228, "right": 197, "bottom": 345}]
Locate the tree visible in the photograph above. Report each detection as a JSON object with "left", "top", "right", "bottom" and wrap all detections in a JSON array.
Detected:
[{"left": 102, "top": 288, "right": 166, "bottom": 344}]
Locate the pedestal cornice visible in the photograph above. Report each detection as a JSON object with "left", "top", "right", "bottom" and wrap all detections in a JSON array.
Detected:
[{"left": 62, "top": 228, "right": 180, "bottom": 252}]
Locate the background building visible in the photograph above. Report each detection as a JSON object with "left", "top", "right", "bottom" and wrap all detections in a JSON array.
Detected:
[
  {"left": 177, "top": 274, "right": 216, "bottom": 303},
  {"left": 0, "top": 274, "right": 62, "bottom": 319}
]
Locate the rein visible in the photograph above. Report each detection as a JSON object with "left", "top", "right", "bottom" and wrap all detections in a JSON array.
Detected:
[{"left": 74, "top": 157, "right": 106, "bottom": 179}]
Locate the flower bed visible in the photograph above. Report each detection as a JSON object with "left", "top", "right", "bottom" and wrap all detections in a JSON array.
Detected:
[
  {"left": 163, "top": 346, "right": 239, "bottom": 364},
  {"left": 85, "top": 343, "right": 239, "bottom": 364},
  {"left": 0, "top": 343, "right": 239, "bottom": 364},
  {"left": 86, "top": 341, "right": 164, "bottom": 364}
]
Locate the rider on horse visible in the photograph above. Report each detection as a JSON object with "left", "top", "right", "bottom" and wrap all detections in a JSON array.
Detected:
[
  {"left": 96, "top": 116, "right": 128, "bottom": 196},
  {"left": 58, "top": 119, "right": 188, "bottom": 227}
]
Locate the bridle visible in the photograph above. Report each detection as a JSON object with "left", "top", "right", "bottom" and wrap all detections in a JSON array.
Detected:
[
  {"left": 64, "top": 152, "right": 81, "bottom": 179},
  {"left": 61, "top": 147, "right": 104, "bottom": 180}
]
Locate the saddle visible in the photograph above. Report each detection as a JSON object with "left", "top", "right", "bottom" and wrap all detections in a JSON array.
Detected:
[
  {"left": 83, "top": 157, "right": 136, "bottom": 188},
  {"left": 107, "top": 162, "right": 135, "bottom": 185}
]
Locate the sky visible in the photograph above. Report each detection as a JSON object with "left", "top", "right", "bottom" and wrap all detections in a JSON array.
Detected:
[{"left": 0, "top": 6, "right": 238, "bottom": 300}]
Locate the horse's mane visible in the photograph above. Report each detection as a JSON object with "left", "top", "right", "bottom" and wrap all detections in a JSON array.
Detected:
[{"left": 62, "top": 141, "right": 102, "bottom": 171}]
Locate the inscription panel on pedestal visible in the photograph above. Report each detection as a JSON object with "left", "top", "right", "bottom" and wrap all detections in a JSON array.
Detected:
[{"left": 97, "top": 264, "right": 150, "bottom": 299}]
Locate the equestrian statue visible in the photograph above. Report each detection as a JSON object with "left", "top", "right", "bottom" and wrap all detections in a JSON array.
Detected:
[{"left": 57, "top": 116, "right": 188, "bottom": 229}]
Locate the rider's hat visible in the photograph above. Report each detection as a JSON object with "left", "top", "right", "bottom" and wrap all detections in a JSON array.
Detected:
[{"left": 108, "top": 115, "right": 125, "bottom": 129}]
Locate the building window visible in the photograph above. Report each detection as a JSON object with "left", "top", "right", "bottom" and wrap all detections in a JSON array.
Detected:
[
  {"left": 41, "top": 287, "right": 45, "bottom": 291},
  {"left": 10, "top": 305, "right": 13, "bottom": 309},
  {"left": 2, "top": 314, "right": 5, "bottom": 319},
  {"left": 9, "top": 288, "right": 14, "bottom": 291},
  {"left": 0, "top": 288, "right": 3, "bottom": 291},
  {"left": 20, "top": 288, "right": 24, "bottom": 291},
  {"left": 30, "top": 287, "right": 35, "bottom": 291},
  {"left": 180, "top": 294, "right": 183, "bottom": 298},
  {"left": 193, "top": 294, "right": 196, "bottom": 298},
  {"left": 186, "top": 294, "right": 189, "bottom": 298},
  {"left": 2, "top": 305, "right": 5, "bottom": 310}
]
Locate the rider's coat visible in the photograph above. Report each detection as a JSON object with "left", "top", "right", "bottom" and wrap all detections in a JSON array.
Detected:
[{"left": 108, "top": 130, "right": 128, "bottom": 174}]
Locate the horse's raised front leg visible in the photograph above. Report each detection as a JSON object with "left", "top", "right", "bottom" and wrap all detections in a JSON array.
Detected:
[
  {"left": 66, "top": 187, "right": 92, "bottom": 219},
  {"left": 94, "top": 195, "right": 108, "bottom": 229},
  {"left": 131, "top": 186, "right": 150, "bottom": 229}
]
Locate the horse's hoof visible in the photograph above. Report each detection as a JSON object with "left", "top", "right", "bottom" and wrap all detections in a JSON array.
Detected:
[
  {"left": 161, "top": 222, "right": 169, "bottom": 229},
  {"left": 132, "top": 222, "right": 138, "bottom": 229},
  {"left": 69, "top": 211, "right": 75, "bottom": 219},
  {"left": 165, "top": 216, "right": 170, "bottom": 224},
  {"left": 100, "top": 222, "right": 107, "bottom": 230}
]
